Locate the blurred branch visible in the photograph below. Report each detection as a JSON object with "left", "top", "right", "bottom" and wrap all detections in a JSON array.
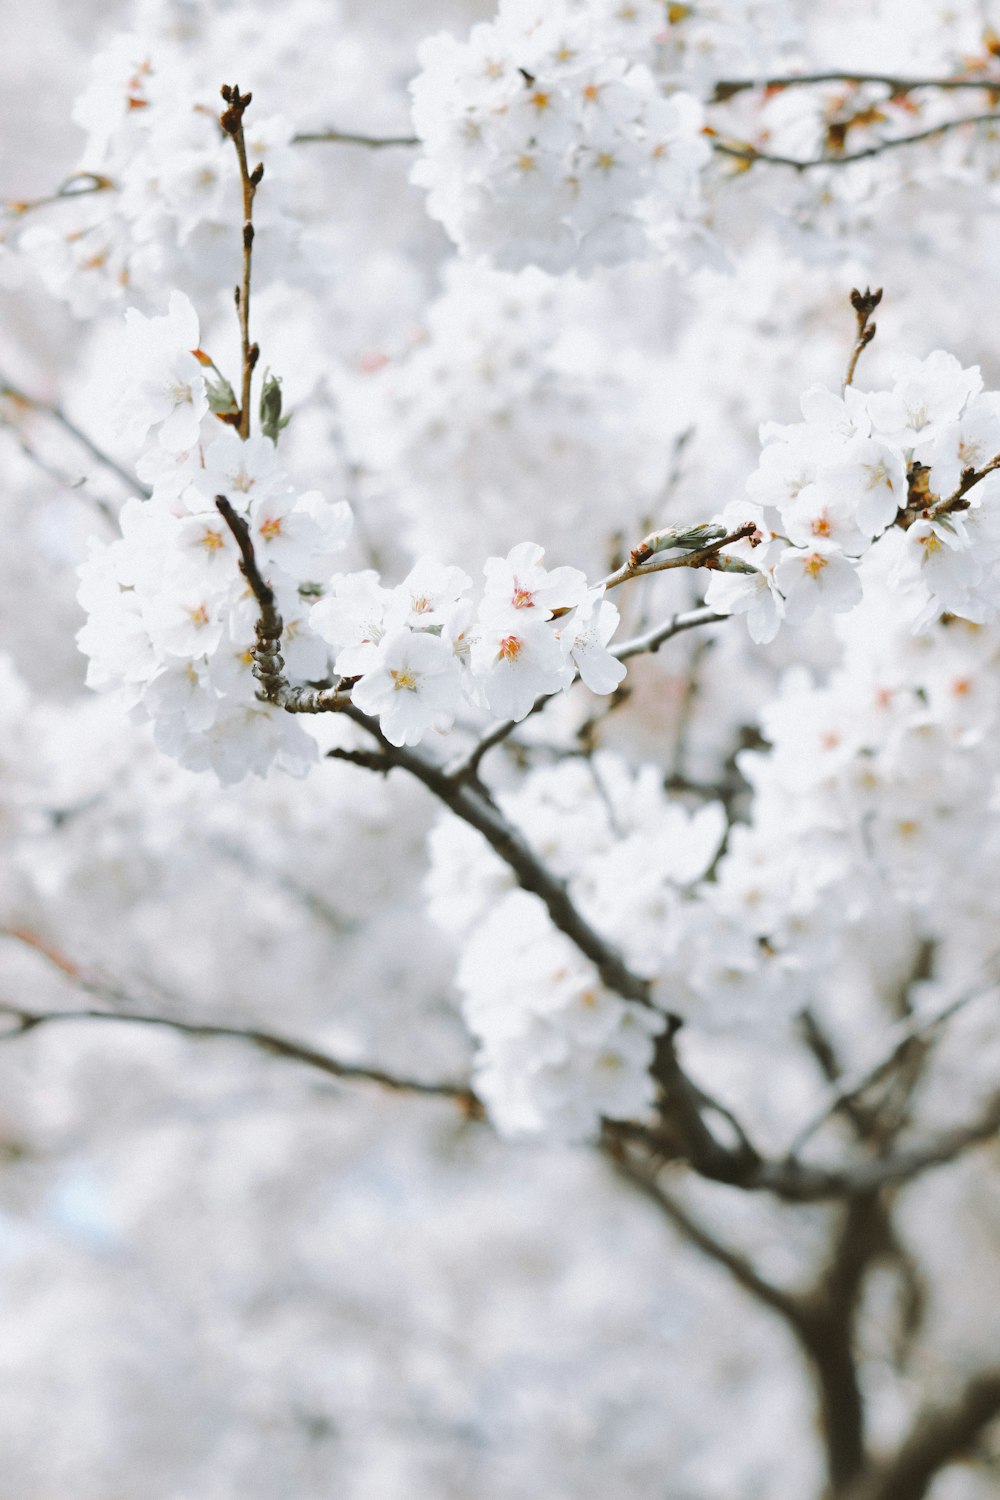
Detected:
[
  {"left": 711, "top": 71, "right": 1000, "bottom": 103},
  {"left": 785, "top": 973, "right": 998, "bottom": 1158},
  {"left": 293, "top": 127, "right": 419, "bottom": 147},
  {"left": 613, "top": 604, "right": 726, "bottom": 660},
  {"left": 2, "top": 171, "right": 114, "bottom": 218},
  {"left": 603, "top": 1136, "right": 802, "bottom": 1322},
  {"left": 0, "top": 1001, "right": 477, "bottom": 1106},
  {"left": 713, "top": 110, "right": 1000, "bottom": 170},
  {"left": 0, "top": 372, "right": 147, "bottom": 498}
]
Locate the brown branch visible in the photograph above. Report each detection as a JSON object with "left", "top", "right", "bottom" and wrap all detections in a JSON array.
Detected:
[
  {"left": 0, "top": 1002, "right": 476, "bottom": 1107},
  {"left": 214, "top": 490, "right": 1000, "bottom": 1201},
  {"left": 843, "top": 286, "right": 882, "bottom": 391},
  {"left": 215, "top": 505, "right": 1000, "bottom": 1199},
  {"left": 603, "top": 1136, "right": 803, "bottom": 1322},
  {"left": 713, "top": 110, "right": 1000, "bottom": 171},
  {"left": 711, "top": 71, "right": 1000, "bottom": 104},
  {"left": 931, "top": 451, "right": 1000, "bottom": 519},
  {"left": 606, "top": 1134, "right": 872, "bottom": 1491},
  {"left": 214, "top": 496, "right": 352, "bottom": 712},
  {"left": 598, "top": 522, "right": 759, "bottom": 592},
  {"left": 220, "top": 84, "right": 262, "bottom": 439},
  {"left": 0, "top": 925, "right": 473, "bottom": 1105}
]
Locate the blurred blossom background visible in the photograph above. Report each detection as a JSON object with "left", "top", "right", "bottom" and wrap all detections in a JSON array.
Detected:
[{"left": 1, "top": 2, "right": 999, "bottom": 1497}]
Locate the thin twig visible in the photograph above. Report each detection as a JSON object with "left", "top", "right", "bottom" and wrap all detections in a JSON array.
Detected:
[
  {"left": 220, "top": 84, "right": 262, "bottom": 440},
  {"left": 447, "top": 605, "right": 728, "bottom": 781},
  {"left": 0, "top": 423, "right": 117, "bottom": 524},
  {"left": 843, "top": 286, "right": 882, "bottom": 392},
  {"left": 2, "top": 171, "right": 114, "bottom": 218},
  {"left": 598, "top": 522, "right": 759, "bottom": 593},
  {"left": 930, "top": 451, "right": 1000, "bottom": 519},
  {"left": 603, "top": 1137, "right": 803, "bottom": 1321},
  {"left": 0, "top": 373, "right": 148, "bottom": 496}
]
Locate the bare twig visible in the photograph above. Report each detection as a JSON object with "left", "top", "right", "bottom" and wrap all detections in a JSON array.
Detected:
[
  {"left": 598, "top": 522, "right": 759, "bottom": 593},
  {"left": 930, "top": 451, "right": 1000, "bottom": 519},
  {"left": 0, "top": 423, "right": 117, "bottom": 524},
  {"left": 220, "top": 84, "right": 263, "bottom": 439},
  {"left": 843, "top": 286, "right": 882, "bottom": 392}
]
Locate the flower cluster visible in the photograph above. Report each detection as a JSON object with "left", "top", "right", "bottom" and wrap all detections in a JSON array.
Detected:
[
  {"left": 77, "top": 290, "right": 628, "bottom": 777},
  {"left": 410, "top": 0, "right": 710, "bottom": 273},
  {"left": 590, "top": 0, "right": 801, "bottom": 87},
  {"left": 426, "top": 755, "right": 727, "bottom": 1139},
  {"left": 706, "top": 351, "right": 1000, "bottom": 643},
  {"left": 312, "top": 541, "right": 625, "bottom": 742},
  {"left": 77, "top": 294, "right": 352, "bottom": 783},
  {"left": 10, "top": 1, "right": 333, "bottom": 314},
  {"left": 697, "top": 581, "right": 1000, "bottom": 1040}
]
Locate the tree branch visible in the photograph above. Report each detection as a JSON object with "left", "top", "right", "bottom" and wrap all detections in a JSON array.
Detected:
[{"left": 613, "top": 604, "right": 726, "bottom": 661}]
